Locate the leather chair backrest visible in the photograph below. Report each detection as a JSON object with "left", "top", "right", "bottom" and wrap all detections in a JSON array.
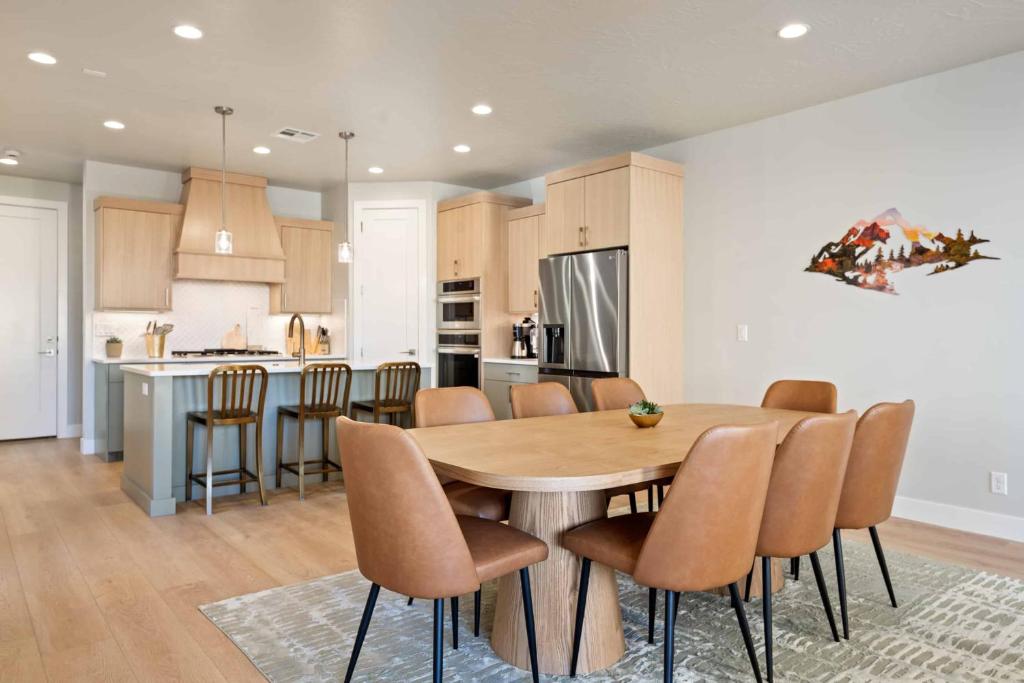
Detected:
[
  {"left": 591, "top": 377, "right": 645, "bottom": 411},
  {"left": 761, "top": 379, "right": 837, "bottom": 414},
  {"left": 835, "top": 400, "right": 915, "bottom": 530},
  {"left": 415, "top": 386, "right": 496, "bottom": 428},
  {"left": 633, "top": 422, "right": 778, "bottom": 592},
  {"left": 336, "top": 417, "right": 480, "bottom": 598},
  {"left": 510, "top": 382, "right": 578, "bottom": 419},
  {"left": 755, "top": 411, "right": 857, "bottom": 558}
]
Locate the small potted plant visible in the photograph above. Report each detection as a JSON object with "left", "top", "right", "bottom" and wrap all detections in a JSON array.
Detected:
[
  {"left": 105, "top": 336, "right": 123, "bottom": 359},
  {"left": 629, "top": 399, "right": 664, "bottom": 428}
]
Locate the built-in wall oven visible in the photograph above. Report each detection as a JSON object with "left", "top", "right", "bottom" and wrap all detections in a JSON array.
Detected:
[
  {"left": 437, "top": 331, "right": 481, "bottom": 388},
  {"left": 437, "top": 278, "right": 482, "bottom": 330}
]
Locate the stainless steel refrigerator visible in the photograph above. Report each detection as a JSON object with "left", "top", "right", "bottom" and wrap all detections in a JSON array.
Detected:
[{"left": 538, "top": 248, "right": 628, "bottom": 411}]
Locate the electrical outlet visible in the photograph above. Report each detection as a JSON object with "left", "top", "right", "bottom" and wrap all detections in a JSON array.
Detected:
[
  {"left": 94, "top": 323, "right": 114, "bottom": 337},
  {"left": 736, "top": 324, "right": 749, "bottom": 342},
  {"left": 990, "top": 471, "right": 1008, "bottom": 496},
  {"left": 141, "top": 383, "right": 149, "bottom": 397}
]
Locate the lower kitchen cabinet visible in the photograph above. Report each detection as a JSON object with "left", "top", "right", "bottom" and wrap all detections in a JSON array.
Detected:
[{"left": 483, "top": 361, "right": 538, "bottom": 420}]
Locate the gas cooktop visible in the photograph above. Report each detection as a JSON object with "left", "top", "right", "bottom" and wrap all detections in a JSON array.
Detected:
[{"left": 171, "top": 348, "right": 283, "bottom": 358}]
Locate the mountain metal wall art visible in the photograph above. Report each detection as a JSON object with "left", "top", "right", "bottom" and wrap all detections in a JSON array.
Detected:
[{"left": 805, "top": 208, "right": 999, "bottom": 294}]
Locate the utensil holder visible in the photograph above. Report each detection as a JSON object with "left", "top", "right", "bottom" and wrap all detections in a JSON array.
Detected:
[{"left": 145, "top": 333, "right": 166, "bottom": 358}]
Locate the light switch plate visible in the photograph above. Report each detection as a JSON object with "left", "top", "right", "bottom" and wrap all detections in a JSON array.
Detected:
[
  {"left": 141, "top": 383, "right": 149, "bottom": 397},
  {"left": 736, "top": 324, "right": 749, "bottom": 342},
  {"left": 990, "top": 471, "right": 1008, "bottom": 495}
]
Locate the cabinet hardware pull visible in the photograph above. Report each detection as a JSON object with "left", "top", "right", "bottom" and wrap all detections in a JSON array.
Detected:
[
  {"left": 454, "top": 258, "right": 459, "bottom": 276},
  {"left": 585, "top": 226, "right": 590, "bottom": 245},
  {"left": 578, "top": 226, "right": 584, "bottom": 246},
  {"left": 164, "top": 288, "right": 169, "bottom": 307},
  {"left": 533, "top": 289, "right": 538, "bottom": 309},
  {"left": 507, "top": 371, "right": 521, "bottom": 376}
]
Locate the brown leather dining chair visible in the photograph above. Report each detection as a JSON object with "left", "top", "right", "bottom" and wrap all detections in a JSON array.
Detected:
[
  {"left": 509, "top": 381, "right": 577, "bottom": 419},
  {"left": 832, "top": 400, "right": 915, "bottom": 640},
  {"left": 337, "top": 417, "right": 547, "bottom": 683},
  {"left": 412, "top": 386, "right": 513, "bottom": 641},
  {"left": 565, "top": 422, "right": 778, "bottom": 682},
  {"left": 761, "top": 378, "right": 838, "bottom": 580},
  {"left": 743, "top": 411, "right": 857, "bottom": 683},
  {"left": 350, "top": 361, "right": 421, "bottom": 427},
  {"left": 592, "top": 377, "right": 670, "bottom": 513}
]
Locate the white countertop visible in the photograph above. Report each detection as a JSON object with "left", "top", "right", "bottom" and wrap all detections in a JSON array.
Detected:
[
  {"left": 483, "top": 357, "right": 538, "bottom": 366},
  {"left": 122, "top": 359, "right": 432, "bottom": 377},
  {"left": 93, "top": 353, "right": 350, "bottom": 365}
]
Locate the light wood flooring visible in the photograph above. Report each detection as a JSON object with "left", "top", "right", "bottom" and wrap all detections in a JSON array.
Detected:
[{"left": 1, "top": 437, "right": 1021, "bottom": 681}]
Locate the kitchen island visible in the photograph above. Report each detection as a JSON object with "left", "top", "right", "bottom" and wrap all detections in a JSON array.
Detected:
[{"left": 121, "top": 359, "right": 431, "bottom": 516}]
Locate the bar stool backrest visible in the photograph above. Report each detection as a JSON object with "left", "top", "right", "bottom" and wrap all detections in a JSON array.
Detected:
[
  {"left": 374, "top": 361, "right": 421, "bottom": 405},
  {"left": 299, "top": 362, "right": 353, "bottom": 417},
  {"left": 207, "top": 364, "right": 269, "bottom": 423}
]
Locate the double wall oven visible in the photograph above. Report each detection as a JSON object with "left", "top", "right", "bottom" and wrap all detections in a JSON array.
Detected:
[{"left": 437, "top": 278, "right": 482, "bottom": 388}]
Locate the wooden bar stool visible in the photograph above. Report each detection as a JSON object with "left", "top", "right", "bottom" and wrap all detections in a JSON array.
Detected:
[
  {"left": 276, "top": 362, "right": 353, "bottom": 500},
  {"left": 185, "top": 364, "right": 269, "bottom": 515},
  {"left": 350, "top": 361, "right": 421, "bottom": 427}
]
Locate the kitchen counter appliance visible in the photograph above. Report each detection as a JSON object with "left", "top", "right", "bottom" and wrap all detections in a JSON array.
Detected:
[
  {"left": 171, "top": 348, "right": 282, "bottom": 358},
  {"left": 538, "top": 248, "right": 628, "bottom": 411},
  {"left": 437, "top": 277, "right": 482, "bottom": 330},
  {"left": 436, "top": 331, "right": 481, "bottom": 388},
  {"left": 512, "top": 317, "right": 537, "bottom": 359}
]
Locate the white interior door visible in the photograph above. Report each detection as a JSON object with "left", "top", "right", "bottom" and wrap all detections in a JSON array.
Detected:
[
  {"left": 355, "top": 206, "right": 419, "bottom": 364},
  {"left": 0, "top": 203, "right": 58, "bottom": 439}
]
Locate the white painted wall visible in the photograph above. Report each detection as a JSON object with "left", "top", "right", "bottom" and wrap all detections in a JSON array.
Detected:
[
  {"left": 80, "top": 161, "right": 322, "bottom": 452},
  {"left": 491, "top": 51, "right": 1024, "bottom": 539},
  {"left": 0, "top": 174, "right": 83, "bottom": 432}
]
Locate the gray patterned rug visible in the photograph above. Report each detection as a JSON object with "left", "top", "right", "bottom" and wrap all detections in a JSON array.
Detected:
[{"left": 201, "top": 540, "right": 1024, "bottom": 681}]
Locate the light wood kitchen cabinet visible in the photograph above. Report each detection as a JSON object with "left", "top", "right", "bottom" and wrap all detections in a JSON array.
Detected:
[
  {"left": 582, "top": 166, "right": 630, "bottom": 250},
  {"left": 542, "top": 177, "right": 585, "bottom": 256},
  {"left": 436, "top": 191, "right": 531, "bottom": 356},
  {"left": 269, "top": 216, "right": 334, "bottom": 314},
  {"left": 94, "top": 197, "right": 180, "bottom": 311},
  {"left": 507, "top": 204, "right": 544, "bottom": 312}
]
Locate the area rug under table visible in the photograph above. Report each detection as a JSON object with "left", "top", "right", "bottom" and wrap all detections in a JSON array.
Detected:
[{"left": 200, "top": 540, "right": 1024, "bottom": 681}]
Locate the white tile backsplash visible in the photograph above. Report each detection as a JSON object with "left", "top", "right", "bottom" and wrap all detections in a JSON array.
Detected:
[{"left": 92, "top": 280, "right": 345, "bottom": 358}]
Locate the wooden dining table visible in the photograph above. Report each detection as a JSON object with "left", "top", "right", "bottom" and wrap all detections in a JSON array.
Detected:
[{"left": 408, "top": 403, "right": 817, "bottom": 676}]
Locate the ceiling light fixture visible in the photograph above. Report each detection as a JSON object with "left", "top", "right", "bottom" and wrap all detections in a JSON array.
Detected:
[
  {"left": 337, "top": 131, "right": 356, "bottom": 264},
  {"left": 214, "top": 105, "right": 234, "bottom": 255},
  {"left": 103, "top": 120, "right": 125, "bottom": 130},
  {"left": 82, "top": 68, "right": 107, "bottom": 78},
  {"left": 253, "top": 146, "right": 271, "bottom": 154},
  {"left": 0, "top": 150, "right": 20, "bottom": 166},
  {"left": 368, "top": 166, "right": 383, "bottom": 174},
  {"left": 453, "top": 144, "right": 471, "bottom": 154},
  {"left": 777, "top": 23, "right": 809, "bottom": 39},
  {"left": 471, "top": 104, "right": 492, "bottom": 116},
  {"left": 28, "top": 52, "right": 57, "bottom": 65},
  {"left": 174, "top": 25, "right": 203, "bottom": 39}
]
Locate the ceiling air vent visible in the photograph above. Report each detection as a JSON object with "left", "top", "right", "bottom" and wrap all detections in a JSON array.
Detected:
[{"left": 274, "top": 127, "right": 320, "bottom": 143}]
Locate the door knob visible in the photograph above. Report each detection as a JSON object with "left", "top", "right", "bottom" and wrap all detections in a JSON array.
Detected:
[
  {"left": 403, "top": 348, "right": 417, "bottom": 355},
  {"left": 38, "top": 349, "right": 56, "bottom": 356}
]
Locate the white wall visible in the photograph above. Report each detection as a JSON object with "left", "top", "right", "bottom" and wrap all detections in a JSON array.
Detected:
[
  {"left": 491, "top": 51, "right": 1024, "bottom": 540},
  {"left": 80, "top": 161, "right": 322, "bottom": 452},
  {"left": 0, "top": 174, "right": 83, "bottom": 432}
]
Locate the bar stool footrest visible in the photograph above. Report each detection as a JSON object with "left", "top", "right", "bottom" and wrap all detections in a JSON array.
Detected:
[
  {"left": 190, "top": 468, "right": 262, "bottom": 489},
  {"left": 280, "top": 460, "right": 343, "bottom": 476}
]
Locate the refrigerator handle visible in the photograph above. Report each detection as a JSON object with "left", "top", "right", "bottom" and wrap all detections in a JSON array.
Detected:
[{"left": 617, "top": 249, "right": 629, "bottom": 376}]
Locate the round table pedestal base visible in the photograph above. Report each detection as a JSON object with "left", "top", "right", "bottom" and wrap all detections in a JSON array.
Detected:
[{"left": 491, "top": 490, "right": 625, "bottom": 675}]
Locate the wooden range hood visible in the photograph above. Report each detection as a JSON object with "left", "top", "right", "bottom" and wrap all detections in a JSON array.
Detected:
[{"left": 175, "top": 167, "right": 286, "bottom": 283}]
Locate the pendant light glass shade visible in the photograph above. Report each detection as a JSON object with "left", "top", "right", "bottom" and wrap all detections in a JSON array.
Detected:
[
  {"left": 214, "top": 105, "right": 234, "bottom": 254},
  {"left": 337, "top": 241, "right": 353, "bottom": 263},
  {"left": 338, "top": 131, "right": 355, "bottom": 264}
]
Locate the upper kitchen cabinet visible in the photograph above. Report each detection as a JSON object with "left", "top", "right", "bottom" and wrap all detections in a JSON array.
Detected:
[
  {"left": 507, "top": 203, "right": 544, "bottom": 313},
  {"left": 94, "top": 197, "right": 180, "bottom": 311},
  {"left": 436, "top": 191, "right": 531, "bottom": 356},
  {"left": 542, "top": 153, "right": 680, "bottom": 255},
  {"left": 269, "top": 216, "right": 334, "bottom": 314}
]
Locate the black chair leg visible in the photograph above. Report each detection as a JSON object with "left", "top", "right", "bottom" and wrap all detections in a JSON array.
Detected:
[
  {"left": 432, "top": 598, "right": 444, "bottom": 683},
  {"left": 664, "top": 590, "right": 677, "bottom": 683},
  {"left": 744, "top": 558, "right": 755, "bottom": 602},
  {"left": 762, "top": 556, "right": 773, "bottom": 683},
  {"left": 728, "top": 583, "right": 762, "bottom": 683},
  {"left": 474, "top": 588, "right": 481, "bottom": 637},
  {"left": 407, "top": 596, "right": 414, "bottom": 606},
  {"left": 519, "top": 568, "right": 540, "bottom": 683},
  {"left": 869, "top": 526, "right": 898, "bottom": 608},
  {"left": 833, "top": 529, "right": 849, "bottom": 639},
  {"left": 450, "top": 596, "right": 459, "bottom": 649},
  {"left": 648, "top": 587, "right": 656, "bottom": 644},
  {"left": 629, "top": 493, "right": 638, "bottom": 514},
  {"left": 647, "top": 485, "right": 655, "bottom": 511},
  {"left": 791, "top": 556, "right": 801, "bottom": 580},
  {"left": 344, "top": 583, "right": 380, "bottom": 683},
  {"left": 809, "top": 552, "right": 840, "bottom": 642},
  {"left": 570, "top": 558, "right": 592, "bottom": 678},
  {"left": 657, "top": 484, "right": 665, "bottom": 507}
]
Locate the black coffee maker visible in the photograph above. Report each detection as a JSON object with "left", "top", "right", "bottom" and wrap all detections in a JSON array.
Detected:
[{"left": 512, "top": 317, "right": 537, "bottom": 359}]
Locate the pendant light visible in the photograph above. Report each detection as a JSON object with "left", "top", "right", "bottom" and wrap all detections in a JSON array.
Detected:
[
  {"left": 214, "top": 105, "right": 234, "bottom": 255},
  {"left": 337, "top": 131, "right": 355, "bottom": 263}
]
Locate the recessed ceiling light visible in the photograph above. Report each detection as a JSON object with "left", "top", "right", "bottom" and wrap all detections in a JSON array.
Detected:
[
  {"left": 253, "top": 146, "right": 271, "bottom": 155},
  {"left": 174, "top": 25, "right": 203, "bottom": 39},
  {"left": 28, "top": 52, "right": 57, "bottom": 65},
  {"left": 777, "top": 23, "right": 809, "bottom": 39},
  {"left": 103, "top": 120, "right": 126, "bottom": 130},
  {"left": 453, "top": 144, "right": 471, "bottom": 154},
  {"left": 471, "top": 104, "right": 492, "bottom": 116},
  {"left": 368, "top": 166, "right": 384, "bottom": 174},
  {"left": 0, "top": 150, "right": 20, "bottom": 166}
]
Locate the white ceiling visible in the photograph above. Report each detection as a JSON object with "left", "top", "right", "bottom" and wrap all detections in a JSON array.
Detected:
[{"left": 3, "top": 0, "right": 1024, "bottom": 191}]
